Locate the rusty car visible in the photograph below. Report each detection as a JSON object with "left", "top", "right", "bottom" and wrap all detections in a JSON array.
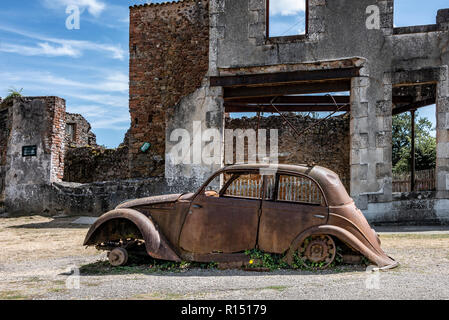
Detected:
[{"left": 83, "top": 164, "right": 398, "bottom": 270}]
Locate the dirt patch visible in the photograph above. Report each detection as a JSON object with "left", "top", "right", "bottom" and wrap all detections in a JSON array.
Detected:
[
  {"left": 1, "top": 216, "right": 449, "bottom": 300},
  {"left": 0, "top": 216, "right": 98, "bottom": 264}
]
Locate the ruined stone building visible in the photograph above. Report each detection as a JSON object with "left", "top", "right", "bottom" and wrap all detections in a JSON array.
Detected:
[{"left": 1, "top": 0, "right": 449, "bottom": 225}]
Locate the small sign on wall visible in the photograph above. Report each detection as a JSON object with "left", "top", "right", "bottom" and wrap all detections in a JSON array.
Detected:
[
  {"left": 140, "top": 142, "right": 151, "bottom": 153},
  {"left": 22, "top": 145, "right": 37, "bottom": 157}
]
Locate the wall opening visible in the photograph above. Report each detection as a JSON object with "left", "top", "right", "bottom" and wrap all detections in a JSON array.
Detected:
[
  {"left": 267, "top": 0, "right": 307, "bottom": 38},
  {"left": 224, "top": 91, "right": 351, "bottom": 192},
  {"left": 66, "top": 123, "right": 76, "bottom": 143},
  {"left": 394, "top": 0, "right": 443, "bottom": 27},
  {"left": 392, "top": 84, "right": 437, "bottom": 193}
]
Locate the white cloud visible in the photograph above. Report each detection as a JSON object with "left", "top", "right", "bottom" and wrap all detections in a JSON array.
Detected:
[
  {"left": 0, "top": 70, "right": 128, "bottom": 94},
  {"left": 0, "top": 25, "right": 125, "bottom": 60},
  {"left": 270, "top": 0, "right": 306, "bottom": 16},
  {"left": 0, "top": 42, "right": 81, "bottom": 58},
  {"left": 42, "top": 0, "right": 106, "bottom": 17},
  {"left": 69, "top": 93, "right": 128, "bottom": 108},
  {"left": 66, "top": 104, "right": 108, "bottom": 117},
  {"left": 89, "top": 117, "right": 130, "bottom": 130}
]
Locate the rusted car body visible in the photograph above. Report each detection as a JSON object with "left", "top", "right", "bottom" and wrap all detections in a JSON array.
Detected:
[{"left": 84, "top": 164, "right": 397, "bottom": 269}]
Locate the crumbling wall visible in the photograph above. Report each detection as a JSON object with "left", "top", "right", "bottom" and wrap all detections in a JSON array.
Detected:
[
  {"left": 226, "top": 114, "right": 351, "bottom": 190},
  {"left": 4, "top": 97, "right": 66, "bottom": 215},
  {"left": 63, "top": 145, "right": 129, "bottom": 183},
  {"left": 129, "top": 0, "right": 210, "bottom": 178},
  {"left": 65, "top": 113, "right": 97, "bottom": 148},
  {"left": 0, "top": 100, "right": 12, "bottom": 204}
]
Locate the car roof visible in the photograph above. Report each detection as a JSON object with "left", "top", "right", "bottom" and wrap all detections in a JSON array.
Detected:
[
  {"left": 222, "top": 163, "right": 353, "bottom": 206},
  {"left": 224, "top": 163, "right": 309, "bottom": 172}
]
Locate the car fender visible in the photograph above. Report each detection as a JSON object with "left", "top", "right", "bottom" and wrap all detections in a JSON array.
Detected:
[
  {"left": 284, "top": 225, "right": 398, "bottom": 269},
  {"left": 83, "top": 208, "right": 181, "bottom": 262}
]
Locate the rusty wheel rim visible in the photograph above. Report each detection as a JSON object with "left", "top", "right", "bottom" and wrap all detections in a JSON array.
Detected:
[
  {"left": 297, "top": 235, "right": 336, "bottom": 270},
  {"left": 108, "top": 248, "right": 129, "bottom": 267}
]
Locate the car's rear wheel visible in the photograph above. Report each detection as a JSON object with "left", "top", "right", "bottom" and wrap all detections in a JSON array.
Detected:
[
  {"left": 108, "top": 247, "right": 129, "bottom": 267},
  {"left": 297, "top": 234, "right": 336, "bottom": 270}
]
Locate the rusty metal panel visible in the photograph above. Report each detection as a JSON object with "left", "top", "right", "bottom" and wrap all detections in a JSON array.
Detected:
[
  {"left": 145, "top": 202, "right": 190, "bottom": 248},
  {"left": 259, "top": 201, "right": 328, "bottom": 254},
  {"left": 179, "top": 195, "right": 260, "bottom": 254}
]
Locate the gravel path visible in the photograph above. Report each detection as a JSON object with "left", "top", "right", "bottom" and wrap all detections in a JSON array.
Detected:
[{"left": 1, "top": 216, "right": 449, "bottom": 300}]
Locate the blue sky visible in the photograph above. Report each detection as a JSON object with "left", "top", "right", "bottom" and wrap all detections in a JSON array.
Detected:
[{"left": 0, "top": 1, "right": 446, "bottom": 147}]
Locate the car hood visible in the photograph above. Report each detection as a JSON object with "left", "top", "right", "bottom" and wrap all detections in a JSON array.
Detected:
[{"left": 116, "top": 194, "right": 183, "bottom": 209}]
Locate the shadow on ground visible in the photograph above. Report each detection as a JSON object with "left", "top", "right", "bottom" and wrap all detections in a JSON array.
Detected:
[
  {"left": 79, "top": 255, "right": 367, "bottom": 278},
  {"left": 7, "top": 219, "right": 91, "bottom": 230}
]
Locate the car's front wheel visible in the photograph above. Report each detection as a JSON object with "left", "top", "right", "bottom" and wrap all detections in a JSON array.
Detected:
[
  {"left": 296, "top": 234, "right": 336, "bottom": 270},
  {"left": 108, "top": 247, "right": 129, "bottom": 267}
]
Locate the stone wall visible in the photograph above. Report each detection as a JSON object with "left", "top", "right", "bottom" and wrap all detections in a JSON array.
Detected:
[
  {"left": 129, "top": 0, "right": 210, "bottom": 178},
  {"left": 226, "top": 114, "right": 351, "bottom": 190},
  {"left": 65, "top": 113, "right": 97, "bottom": 148},
  {"left": 0, "top": 100, "right": 12, "bottom": 204},
  {"left": 63, "top": 145, "right": 129, "bottom": 183},
  {"left": 4, "top": 97, "right": 67, "bottom": 214},
  {"left": 0, "top": 102, "right": 11, "bottom": 167}
]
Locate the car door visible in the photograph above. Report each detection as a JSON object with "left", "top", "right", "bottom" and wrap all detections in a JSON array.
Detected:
[
  {"left": 179, "top": 171, "right": 263, "bottom": 254},
  {"left": 258, "top": 173, "right": 329, "bottom": 254}
]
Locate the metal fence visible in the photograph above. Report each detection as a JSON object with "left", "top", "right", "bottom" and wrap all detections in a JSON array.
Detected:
[
  {"left": 393, "top": 168, "right": 435, "bottom": 192},
  {"left": 225, "top": 175, "right": 323, "bottom": 204},
  {"left": 277, "top": 175, "right": 322, "bottom": 204},
  {"left": 225, "top": 176, "right": 263, "bottom": 199}
]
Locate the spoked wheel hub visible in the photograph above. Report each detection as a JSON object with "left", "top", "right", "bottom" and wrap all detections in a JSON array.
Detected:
[{"left": 297, "top": 235, "right": 336, "bottom": 269}]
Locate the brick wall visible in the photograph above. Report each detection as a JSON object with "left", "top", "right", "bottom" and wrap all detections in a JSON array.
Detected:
[
  {"left": 0, "top": 101, "right": 11, "bottom": 168},
  {"left": 129, "top": 0, "right": 210, "bottom": 178},
  {"left": 65, "top": 113, "right": 97, "bottom": 148},
  {"left": 0, "top": 100, "right": 12, "bottom": 200},
  {"left": 226, "top": 114, "right": 351, "bottom": 190},
  {"left": 47, "top": 97, "right": 66, "bottom": 182}
]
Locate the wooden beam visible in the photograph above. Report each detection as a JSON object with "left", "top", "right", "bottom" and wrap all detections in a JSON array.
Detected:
[
  {"left": 224, "top": 104, "right": 350, "bottom": 113},
  {"left": 211, "top": 68, "right": 360, "bottom": 88},
  {"left": 224, "top": 80, "right": 351, "bottom": 100},
  {"left": 226, "top": 95, "right": 350, "bottom": 104},
  {"left": 392, "top": 98, "right": 436, "bottom": 115}
]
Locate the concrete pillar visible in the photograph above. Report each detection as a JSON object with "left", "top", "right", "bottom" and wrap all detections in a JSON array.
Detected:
[
  {"left": 436, "top": 66, "right": 449, "bottom": 198},
  {"left": 165, "top": 86, "right": 224, "bottom": 192},
  {"left": 350, "top": 76, "right": 393, "bottom": 210}
]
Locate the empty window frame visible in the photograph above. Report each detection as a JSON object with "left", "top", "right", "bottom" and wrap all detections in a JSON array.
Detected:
[
  {"left": 277, "top": 174, "right": 323, "bottom": 205},
  {"left": 394, "top": 0, "right": 442, "bottom": 28},
  {"left": 267, "top": 0, "right": 308, "bottom": 38},
  {"left": 66, "top": 123, "right": 76, "bottom": 143},
  {"left": 223, "top": 173, "right": 264, "bottom": 200}
]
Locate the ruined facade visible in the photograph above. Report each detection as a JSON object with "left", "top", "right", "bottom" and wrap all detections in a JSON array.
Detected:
[
  {"left": 0, "top": 97, "right": 66, "bottom": 214},
  {"left": 65, "top": 113, "right": 97, "bottom": 148},
  {"left": 2, "top": 1, "right": 449, "bottom": 224},
  {"left": 126, "top": 0, "right": 449, "bottom": 224},
  {"left": 129, "top": 0, "right": 210, "bottom": 178}
]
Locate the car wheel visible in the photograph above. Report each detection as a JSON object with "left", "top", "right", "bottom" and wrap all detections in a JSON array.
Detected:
[
  {"left": 297, "top": 235, "right": 336, "bottom": 270},
  {"left": 108, "top": 247, "right": 129, "bottom": 267}
]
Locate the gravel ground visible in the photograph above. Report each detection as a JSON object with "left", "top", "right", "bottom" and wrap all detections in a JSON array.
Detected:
[{"left": 1, "top": 216, "right": 449, "bottom": 300}]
